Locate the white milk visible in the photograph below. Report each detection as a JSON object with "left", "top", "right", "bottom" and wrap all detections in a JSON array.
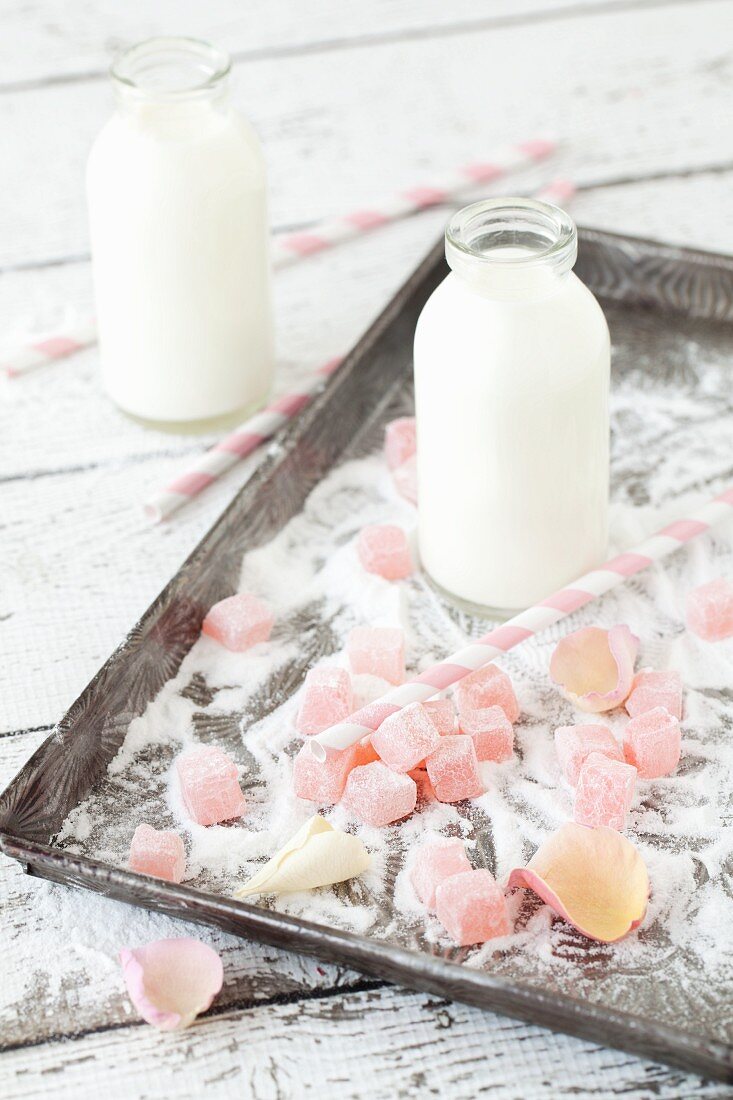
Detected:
[
  {"left": 414, "top": 198, "right": 610, "bottom": 611},
  {"left": 87, "top": 38, "right": 274, "bottom": 424}
]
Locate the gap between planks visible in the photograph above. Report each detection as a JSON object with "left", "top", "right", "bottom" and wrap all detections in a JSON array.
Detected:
[{"left": 0, "top": 976, "right": 387, "bottom": 1057}]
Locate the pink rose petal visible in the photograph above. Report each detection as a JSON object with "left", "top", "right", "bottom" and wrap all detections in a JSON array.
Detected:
[
  {"left": 550, "top": 625, "right": 639, "bottom": 713},
  {"left": 508, "top": 822, "right": 649, "bottom": 943},
  {"left": 120, "top": 938, "right": 223, "bottom": 1031}
]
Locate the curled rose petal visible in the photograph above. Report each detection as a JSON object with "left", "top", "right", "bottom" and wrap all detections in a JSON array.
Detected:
[
  {"left": 550, "top": 625, "right": 639, "bottom": 713},
  {"left": 120, "top": 938, "right": 223, "bottom": 1031},
  {"left": 508, "top": 822, "right": 649, "bottom": 943},
  {"left": 234, "top": 814, "right": 370, "bottom": 899}
]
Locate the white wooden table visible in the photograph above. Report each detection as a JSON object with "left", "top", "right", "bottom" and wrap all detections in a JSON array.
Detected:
[{"left": 2, "top": 2, "right": 733, "bottom": 1096}]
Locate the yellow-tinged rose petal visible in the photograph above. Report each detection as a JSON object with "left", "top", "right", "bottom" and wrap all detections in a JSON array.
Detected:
[
  {"left": 550, "top": 625, "right": 639, "bottom": 713},
  {"left": 508, "top": 822, "right": 649, "bottom": 943},
  {"left": 234, "top": 815, "right": 370, "bottom": 898}
]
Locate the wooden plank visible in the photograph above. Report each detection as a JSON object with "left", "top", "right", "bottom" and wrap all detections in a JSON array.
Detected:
[
  {"left": 2, "top": 983, "right": 729, "bottom": 1099},
  {"left": 1, "top": 2, "right": 733, "bottom": 269},
  {"left": 0, "top": 0, "right": 653, "bottom": 89}
]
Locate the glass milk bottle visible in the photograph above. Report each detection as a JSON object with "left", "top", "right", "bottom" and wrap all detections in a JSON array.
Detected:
[
  {"left": 414, "top": 198, "right": 610, "bottom": 611},
  {"left": 87, "top": 37, "right": 274, "bottom": 425}
]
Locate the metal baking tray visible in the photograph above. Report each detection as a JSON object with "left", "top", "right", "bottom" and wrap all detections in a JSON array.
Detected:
[{"left": 2, "top": 229, "right": 732, "bottom": 1082}]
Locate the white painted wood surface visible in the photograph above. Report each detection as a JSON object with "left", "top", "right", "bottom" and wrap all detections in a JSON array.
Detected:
[{"left": 2, "top": 2, "right": 733, "bottom": 1096}]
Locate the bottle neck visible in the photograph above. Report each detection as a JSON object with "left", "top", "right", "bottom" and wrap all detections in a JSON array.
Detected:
[
  {"left": 111, "top": 37, "right": 231, "bottom": 120},
  {"left": 445, "top": 198, "right": 578, "bottom": 302}
]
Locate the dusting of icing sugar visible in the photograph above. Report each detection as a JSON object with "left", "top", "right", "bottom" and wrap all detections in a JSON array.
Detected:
[{"left": 49, "top": 334, "right": 733, "bottom": 1043}]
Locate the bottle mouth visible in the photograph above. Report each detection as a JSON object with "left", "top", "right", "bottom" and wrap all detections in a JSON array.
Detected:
[
  {"left": 446, "top": 197, "right": 577, "bottom": 287},
  {"left": 111, "top": 37, "right": 231, "bottom": 100}
]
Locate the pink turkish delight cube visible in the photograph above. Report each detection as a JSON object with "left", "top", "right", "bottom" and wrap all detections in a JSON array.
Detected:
[
  {"left": 176, "top": 746, "right": 246, "bottom": 826},
  {"left": 424, "top": 698, "right": 456, "bottom": 736},
  {"left": 625, "top": 668, "right": 682, "bottom": 720},
  {"left": 574, "top": 752, "right": 637, "bottom": 831},
  {"left": 357, "top": 524, "right": 412, "bottom": 581},
  {"left": 342, "top": 761, "right": 417, "bottom": 826},
  {"left": 202, "top": 592, "right": 274, "bottom": 652},
  {"left": 372, "top": 702, "right": 441, "bottom": 773},
  {"left": 554, "top": 724, "right": 624, "bottom": 786},
  {"left": 129, "top": 823, "right": 186, "bottom": 883},
  {"left": 347, "top": 626, "right": 405, "bottom": 684},
  {"left": 410, "top": 839, "right": 472, "bottom": 910},
  {"left": 460, "top": 704, "right": 514, "bottom": 762},
  {"left": 455, "top": 664, "right": 519, "bottom": 723},
  {"left": 435, "top": 869, "right": 511, "bottom": 946},
  {"left": 293, "top": 742, "right": 359, "bottom": 805},
  {"left": 385, "top": 417, "right": 417, "bottom": 470},
  {"left": 686, "top": 578, "right": 733, "bottom": 642},
  {"left": 623, "top": 706, "right": 681, "bottom": 778},
  {"left": 296, "top": 666, "right": 353, "bottom": 736},
  {"left": 392, "top": 456, "right": 418, "bottom": 505},
  {"left": 426, "top": 735, "right": 483, "bottom": 803}
]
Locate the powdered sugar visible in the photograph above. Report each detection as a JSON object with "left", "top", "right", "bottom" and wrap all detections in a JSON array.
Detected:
[{"left": 47, "top": 310, "right": 733, "bottom": 1044}]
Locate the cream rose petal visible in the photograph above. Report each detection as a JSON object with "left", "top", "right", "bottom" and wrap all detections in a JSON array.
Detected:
[
  {"left": 234, "top": 814, "right": 370, "bottom": 898},
  {"left": 119, "top": 938, "right": 223, "bottom": 1031},
  {"left": 508, "top": 822, "right": 649, "bottom": 943},
  {"left": 550, "top": 624, "right": 639, "bottom": 713}
]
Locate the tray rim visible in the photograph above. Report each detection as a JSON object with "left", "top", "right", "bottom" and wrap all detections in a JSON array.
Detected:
[{"left": 2, "top": 226, "right": 733, "bottom": 1082}]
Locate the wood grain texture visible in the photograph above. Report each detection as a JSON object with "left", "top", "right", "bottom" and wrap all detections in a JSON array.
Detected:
[
  {"left": 2, "top": 1, "right": 733, "bottom": 1095},
  {"left": 1, "top": 2, "right": 733, "bottom": 269},
  {"left": 2, "top": 984, "right": 731, "bottom": 1100},
  {"left": 0, "top": 0, "right": 668, "bottom": 88}
]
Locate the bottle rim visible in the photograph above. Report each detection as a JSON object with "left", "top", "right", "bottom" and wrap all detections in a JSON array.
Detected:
[
  {"left": 446, "top": 197, "right": 577, "bottom": 281},
  {"left": 110, "top": 37, "right": 231, "bottom": 100}
]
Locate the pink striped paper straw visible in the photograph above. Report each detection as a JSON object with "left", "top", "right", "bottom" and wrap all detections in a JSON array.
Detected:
[
  {"left": 310, "top": 488, "right": 733, "bottom": 760},
  {"left": 1, "top": 314, "right": 97, "bottom": 378},
  {"left": 144, "top": 357, "right": 344, "bottom": 522},
  {"left": 269, "top": 139, "right": 556, "bottom": 265},
  {"left": 145, "top": 176, "right": 571, "bottom": 522}
]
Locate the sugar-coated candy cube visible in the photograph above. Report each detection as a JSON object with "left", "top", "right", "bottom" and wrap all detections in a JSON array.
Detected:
[
  {"left": 385, "top": 417, "right": 417, "bottom": 470},
  {"left": 372, "top": 702, "right": 441, "bottom": 773},
  {"left": 686, "top": 578, "right": 733, "bottom": 642},
  {"left": 554, "top": 724, "right": 623, "bottom": 786},
  {"left": 296, "top": 666, "right": 353, "bottom": 736},
  {"left": 625, "top": 668, "right": 682, "bottom": 720},
  {"left": 176, "top": 746, "right": 246, "bottom": 826},
  {"left": 347, "top": 626, "right": 405, "bottom": 684},
  {"left": 393, "top": 455, "right": 418, "bottom": 505},
  {"left": 410, "top": 839, "right": 472, "bottom": 910},
  {"left": 574, "top": 752, "right": 637, "bottom": 831},
  {"left": 623, "top": 706, "right": 681, "bottom": 778},
  {"left": 426, "top": 735, "right": 483, "bottom": 803},
  {"left": 435, "top": 869, "right": 511, "bottom": 946},
  {"left": 424, "top": 698, "right": 455, "bottom": 736},
  {"left": 293, "top": 742, "right": 359, "bottom": 805},
  {"left": 456, "top": 664, "right": 519, "bottom": 723},
  {"left": 357, "top": 524, "right": 412, "bottom": 581},
  {"left": 460, "top": 705, "right": 514, "bottom": 762},
  {"left": 129, "top": 823, "right": 186, "bottom": 883},
  {"left": 342, "top": 761, "right": 417, "bottom": 826},
  {"left": 202, "top": 592, "right": 274, "bottom": 652}
]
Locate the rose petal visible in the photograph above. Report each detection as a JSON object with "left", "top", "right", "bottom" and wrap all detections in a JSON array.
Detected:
[
  {"left": 550, "top": 625, "right": 639, "bottom": 712},
  {"left": 508, "top": 822, "right": 649, "bottom": 942},
  {"left": 234, "top": 814, "right": 370, "bottom": 898},
  {"left": 120, "top": 938, "right": 223, "bottom": 1031}
]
